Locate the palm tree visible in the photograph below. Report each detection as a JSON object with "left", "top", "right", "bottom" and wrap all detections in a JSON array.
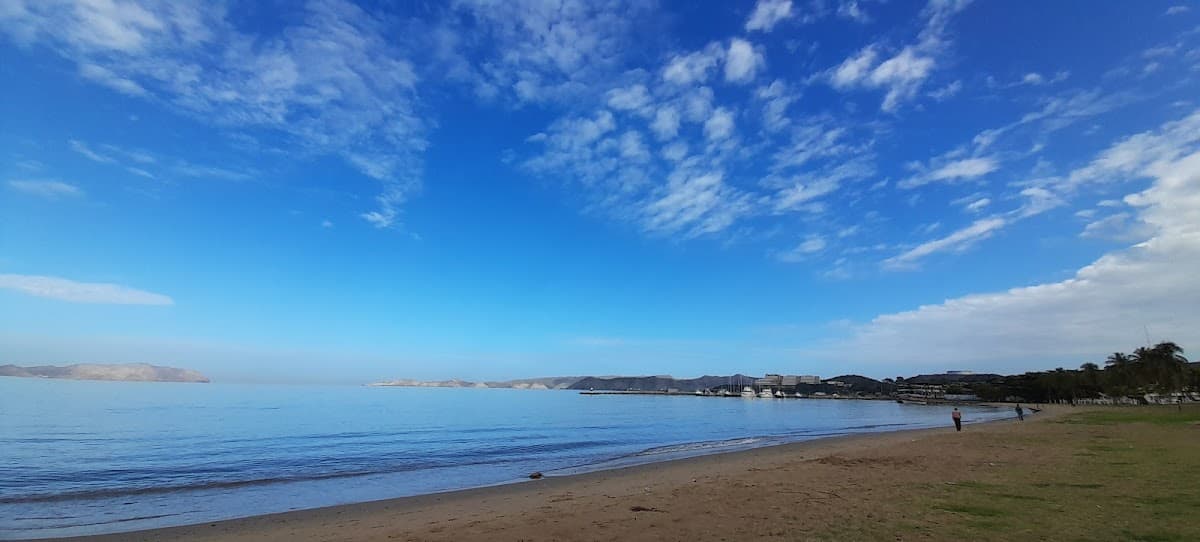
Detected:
[
  {"left": 1105, "top": 352, "right": 1134, "bottom": 396},
  {"left": 1080, "top": 362, "right": 1101, "bottom": 395},
  {"left": 1105, "top": 352, "right": 1131, "bottom": 369},
  {"left": 1150, "top": 342, "right": 1189, "bottom": 392}
]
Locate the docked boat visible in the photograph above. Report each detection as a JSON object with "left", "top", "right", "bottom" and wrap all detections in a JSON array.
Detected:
[
  {"left": 774, "top": 390, "right": 786, "bottom": 398},
  {"left": 741, "top": 386, "right": 756, "bottom": 398},
  {"left": 758, "top": 388, "right": 775, "bottom": 398}
]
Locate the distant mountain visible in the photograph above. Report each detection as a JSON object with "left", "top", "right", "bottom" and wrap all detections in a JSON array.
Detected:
[
  {"left": 368, "top": 376, "right": 585, "bottom": 389},
  {"left": 484, "top": 377, "right": 584, "bottom": 390},
  {"left": 828, "top": 374, "right": 895, "bottom": 393},
  {"left": 568, "top": 374, "right": 759, "bottom": 392},
  {"left": 0, "top": 363, "right": 209, "bottom": 383},
  {"left": 367, "top": 378, "right": 486, "bottom": 388},
  {"left": 904, "top": 373, "right": 1003, "bottom": 385}
]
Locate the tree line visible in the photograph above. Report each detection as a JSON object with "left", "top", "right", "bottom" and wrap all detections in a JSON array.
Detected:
[{"left": 970, "top": 342, "right": 1196, "bottom": 403}]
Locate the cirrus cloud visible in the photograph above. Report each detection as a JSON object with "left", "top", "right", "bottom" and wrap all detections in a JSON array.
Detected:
[{"left": 0, "top": 274, "right": 174, "bottom": 305}]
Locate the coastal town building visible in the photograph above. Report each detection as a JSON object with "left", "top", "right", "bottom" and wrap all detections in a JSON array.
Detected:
[{"left": 755, "top": 374, "right": 784, "bottom": 387}]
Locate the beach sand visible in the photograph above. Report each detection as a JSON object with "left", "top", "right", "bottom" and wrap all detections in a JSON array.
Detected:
[{"left": 48, "top": 404, "right": 1155, "bottom": 542}]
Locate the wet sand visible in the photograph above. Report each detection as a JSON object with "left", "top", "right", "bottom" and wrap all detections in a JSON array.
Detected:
[{"left": 44, "top": 405, "right": 1063, "bottom": 542}]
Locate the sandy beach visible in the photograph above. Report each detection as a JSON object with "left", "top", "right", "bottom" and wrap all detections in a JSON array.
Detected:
[{"left": 35, "top": 405, "right": 1098, "bottom": 542}]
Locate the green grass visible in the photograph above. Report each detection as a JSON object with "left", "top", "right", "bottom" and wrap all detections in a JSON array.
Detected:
[
  {"left": 1066, "top": 409, "right": 1200, "bottom": 426},
  {"left": 920, "top": 406, "right": 1200, "bottom": 541}
]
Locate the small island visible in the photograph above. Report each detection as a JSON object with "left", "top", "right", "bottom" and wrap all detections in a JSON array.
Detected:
[{"left": 0, "top": 363, "right": 210, "bottom": 383}]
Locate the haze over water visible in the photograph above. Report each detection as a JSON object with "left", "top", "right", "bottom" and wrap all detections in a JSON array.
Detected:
[{"left": 0, "top": 378, "right": 1011, "bottom": 539}]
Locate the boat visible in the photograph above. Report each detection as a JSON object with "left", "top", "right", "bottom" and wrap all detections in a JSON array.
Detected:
[
  {"left": 774, "top": 390, "right": 786, "bottom": 398},
  {"left": 758, "top": 388, "right": 775, "bottom": 398},
  {"left": 741, "top": 386, "right": 756, "bottom": 398}
]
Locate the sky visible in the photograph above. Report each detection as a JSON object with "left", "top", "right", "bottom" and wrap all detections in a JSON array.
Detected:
[{"left": 2, "top": 0, "right": 1199, "bottom": 384}]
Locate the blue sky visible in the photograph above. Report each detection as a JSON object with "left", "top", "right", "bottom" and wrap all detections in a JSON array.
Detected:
[{"left": 2, "top": 0, "right": 1199, "bottom": 384}]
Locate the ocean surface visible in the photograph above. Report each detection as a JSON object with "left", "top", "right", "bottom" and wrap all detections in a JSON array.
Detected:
[{"left": 0, "top": 378, "right": 1013, "bottom": 539}]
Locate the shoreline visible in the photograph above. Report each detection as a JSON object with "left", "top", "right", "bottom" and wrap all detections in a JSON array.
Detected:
[{"left": 29, "top": 404, "right": 1039, "bottom": 542}]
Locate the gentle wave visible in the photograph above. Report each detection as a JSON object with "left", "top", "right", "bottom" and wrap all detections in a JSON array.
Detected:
[
  {"left": 0, "top": 438, "right": 618, "bottom": 504},
  {"left": 632, "top": 437, "right": 767, "bottom": 457}
]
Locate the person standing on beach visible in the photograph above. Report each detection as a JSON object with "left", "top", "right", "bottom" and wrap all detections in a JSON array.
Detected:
[
  {"left": 1016, "top": 404, "right": 1025, "bottom": 421},
  {"left": 952, "top": 408, "right": 962, "bottom": 432}
]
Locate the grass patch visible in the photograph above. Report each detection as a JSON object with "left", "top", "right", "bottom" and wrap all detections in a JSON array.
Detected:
[
  {"left": 1033, "top": 482, "right": 1104, "bottom": 489},
  {"left": 944, "top": 480, "right": 995, "bottom": 490},
  {"left": 1067, "top": 409, "right": 1200, "bottom": 426},
  {"left": 987, "top": 492, "right": 1047, "bottom": 502},
  {"left": 911, "top": 407, "right": 1200, "bottom": 541}
]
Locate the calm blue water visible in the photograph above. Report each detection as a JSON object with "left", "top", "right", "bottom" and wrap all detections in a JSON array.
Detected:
[{"left": 0, "top": 378, "right": 1012, "bottom": 539}]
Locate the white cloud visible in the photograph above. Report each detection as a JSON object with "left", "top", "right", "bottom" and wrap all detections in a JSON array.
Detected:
[
  {"left": 928, "top": 80, "right": 962, "bottom": 101},
  {"left": 2, "top": 0, "right": 429, "bottom": 228},
  {"left": 1020, "top": 89, "right": 1132, "bottom": 132},
  {"left": 778, "top": 235, "right": 827, "bottom": 262},
  {"left": 831, "top": 46, "right": 936, "bottom": 112},
  {"left": 650, "top": 106, "right": 681, "bottom": 141},
  {"left": 870, "top": 48, "right": 936, "bottom": 112},
  {"left": 745, "top": 0, "right": 793, "bottom": 32},
  {"left": 172, "top": 162, "right": 253, "bottom": 181},
  {"left": 661, "top": 141, "right": 688, "bottom": 162},
  {"left": 837, "top": 1, "right": 870, "bottom": 22},
  {"left": 450, "top": 0, "right": 651, "bottom": 104},
  {"left": 1062, "top": 109, "right": 1200, "bottom": 192},
  {"left": 1080, "top": 212, "right": 1154, "bottom": 242},
  {"left": 932, "top": 157, "right": 998, "bottom": 180},
  {"left": 1014, "top": 186, "right": 1064, "bottom": 218},
  {"left": 321, "top": 219, "right": 333, "bottom": 228},
  {"left": 1165, "top": 5, "right": 1190, "bottom": 15},
  {"left": 900, "top": 156, "right": 999, "bottom": 188},
  {"left": 704, "top": 107, "right": 735, "bottom": 141},
  {"left": 618, "top": 130, "right": 650, "bottom": 162},
  {"left": 765, "top": 159, "right": 873, "bottom": 213},
  {"left": 828, "top": 0, "right": 973, "bottom": 111},
  {"left": 818, "top": 142, "right": 1200, "bottom": 370},
  {"left": 68, "top": 139, "right": 116, "bottom": 164},
  {"left": 964, "top": 197, "right": 990, "bottom": 213},
  {"left": 756, "top": 80, "right": 797, "bottom": 132},
  {"left": 681, "top": 87, "right": 715, "bottom": 123},
  {"left": 643, "top": 171, "right": 750, "bottom": 238},
  {"left": 771, "top": 121, "right": 854, "bottom": 170},
  {"left": 78, "top": 63, "right": 146, "bottom": 96},
  {"left": 831, "top": 46, "right": 879, "bottom": 89},
  {"left": 360, "top": 210, "right": 396, "bottom": 229},
  {"left": 606, "top": 84, "right": 652, "bottom": 112},
  {"left": 663, "top": 43, "right": 724, "bottom": 85},
  {"left": 1008, "top": 70, "right": 1069, "bottom": 88},
  {"left": 7, "top": 180, "right": 83, "bottom": 199},
  {"left": 724, "top": 38, "right": 764, "bottom": 84},
  {"left": 126, "top": 167, "right": 154, "bottom": 179},
  {"left": 0, "top": 274, "right": 174, "bottom": 305},
  {"left": 883, "top": 217, "right": 1007, "bottom": 269}
]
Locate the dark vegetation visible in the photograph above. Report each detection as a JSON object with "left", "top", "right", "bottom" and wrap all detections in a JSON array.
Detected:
[
  {"left": 568, "top": 342, "right": 1195, "bottom": 404},
  {"left": 969, "top": 342, "right": 1195, "bottom": 402}
]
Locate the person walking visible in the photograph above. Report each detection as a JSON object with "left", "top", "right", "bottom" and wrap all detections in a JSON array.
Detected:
[
  {"left": 952, "top": 407, "right": 962, "bottom": 432},
  {"left": 1015, "top": 404, "right": 1025, "bottom": 421}
]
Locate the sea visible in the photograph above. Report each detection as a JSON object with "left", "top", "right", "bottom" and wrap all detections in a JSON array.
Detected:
[{"left": 0, "top": 378, "right": 1014, "bottom": 539}]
